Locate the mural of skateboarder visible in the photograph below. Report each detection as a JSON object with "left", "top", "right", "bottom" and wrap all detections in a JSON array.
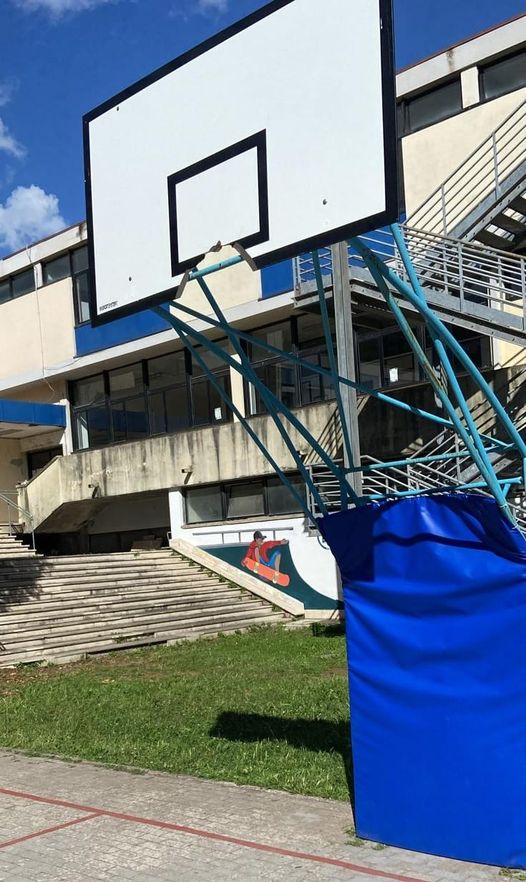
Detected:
[{"left": 242, "top": 530, "right": 290, "bottom": 587}]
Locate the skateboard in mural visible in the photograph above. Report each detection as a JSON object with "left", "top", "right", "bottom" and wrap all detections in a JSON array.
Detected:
[{"left": 242, "top": 557, "right": 290, "bottom": 588}]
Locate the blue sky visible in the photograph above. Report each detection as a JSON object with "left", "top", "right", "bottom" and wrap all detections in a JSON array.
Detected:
[{"left": 0, "top": 0, "right": 525, "bottom": 256}]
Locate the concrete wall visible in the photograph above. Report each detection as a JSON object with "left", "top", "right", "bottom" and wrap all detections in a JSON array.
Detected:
[
  {"left": 0, "top": 439, "right": 26, "bottom": 522},
  {"left": 0, "top": 280, "right": 76, "bottom": 387},
  {"left": 20, "top": 401, "right": 338, "bottom": 532}
]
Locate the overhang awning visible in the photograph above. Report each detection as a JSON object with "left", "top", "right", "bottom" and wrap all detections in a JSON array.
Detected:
[{"left": 0, "top": 399, "right": 66, "bottom": 439}]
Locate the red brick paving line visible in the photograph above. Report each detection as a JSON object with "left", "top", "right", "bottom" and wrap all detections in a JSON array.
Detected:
[
  {"left": 0, "top": 812, "right": 100, "bottom": 850},
  {"left": 0, "top": 785, "right": 431, "bottom": 882}
]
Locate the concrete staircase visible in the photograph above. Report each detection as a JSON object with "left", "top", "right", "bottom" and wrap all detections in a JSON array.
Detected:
[
  {"left": 0, "top": 524, "right": 37, "bottom": 560},
  {"left": 0, "top": 549, "right": 289, "bottom": 666}
]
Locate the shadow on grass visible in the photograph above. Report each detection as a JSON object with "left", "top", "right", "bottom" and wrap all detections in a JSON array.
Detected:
[{"left": 210, "top": 710, "right": 355, "bottom": 808}]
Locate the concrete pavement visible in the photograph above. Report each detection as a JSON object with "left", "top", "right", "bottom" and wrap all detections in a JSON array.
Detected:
[{"left": 0, "top": 751, "right": 507, "bottom": 881}]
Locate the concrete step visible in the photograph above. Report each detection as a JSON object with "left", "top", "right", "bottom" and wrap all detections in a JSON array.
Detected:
[
  {"left": 0, "top": 613, "right": 286, "bottom": 666},
  {"left": 0, "top": 606, "right": 281, "bottom": 654},
  {"left": 0, "top": 598, "right": 268, "bottom": 641},
  {"left": 39, "top": 551, "right": 183, "bottom": 565},
  {"left": 0, "top": 572, "right": 226, "bottom": 595},
  {"left": 0, "top": 583, "right": 237, "bottom": 611},
  {"left": 0, "top": 588, "right": 247, "bottom": 622},
  {"left": 0, "top": 558, "right": 197, "bottom": 577}
]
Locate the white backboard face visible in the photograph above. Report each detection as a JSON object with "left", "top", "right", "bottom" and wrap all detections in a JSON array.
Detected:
[{"left": 84, "top": 0, "right": 397, "bottom": 324}]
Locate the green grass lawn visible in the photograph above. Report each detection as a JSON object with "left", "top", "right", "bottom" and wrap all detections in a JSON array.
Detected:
[{"left": 0, "top": 624, "right": 352, "bottom": 801}]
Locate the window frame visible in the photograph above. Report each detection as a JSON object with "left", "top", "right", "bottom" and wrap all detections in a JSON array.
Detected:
[
  {"left": 397, "top": 76, "right": 463, "bottom": 136},
  {"left": 479, "top": 48, "right": 526, "bottom": 103},
  {"left": 0, "top": 267, "right": 36, "bottom": 303},
  {"left": 184, "top": 473, "right": 305, "bottom": 525}
]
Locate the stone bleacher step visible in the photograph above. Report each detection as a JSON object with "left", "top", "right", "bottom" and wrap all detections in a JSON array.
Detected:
[
  {"left": 0, "top": 605, "right": 280, "bottom": 654},
  {"left": 0, "top": 572, "right": 227, "bottom": 598},
  {"left": 0, "top": 586, "right": 242, "bottom": 618},
  {"left": 0, "top": 612, "right": 286, "bottom": 665},
  {"left": 0, "top": 598, "right": 268, "bottom": 642},
  {"left": 0, "top": 546, "right": 291, "bottom": 665}
]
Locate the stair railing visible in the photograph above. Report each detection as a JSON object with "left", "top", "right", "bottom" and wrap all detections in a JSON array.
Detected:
[{"left": 408, "top": 98, "right": 526, "bottom": 237}]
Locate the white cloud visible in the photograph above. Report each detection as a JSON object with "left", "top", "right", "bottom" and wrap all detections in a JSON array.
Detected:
[
  {"left": 0, "top": 185, "right": 66, "bottom": 253},
  {"left": 0, "top": 78, "right": 18, "bottom": 108},
  {"left": 12, "top": 0, "right": 115, "bottom": 16},
  {"left": 0, "top": 119, "right": 26, "bottom": 160}
]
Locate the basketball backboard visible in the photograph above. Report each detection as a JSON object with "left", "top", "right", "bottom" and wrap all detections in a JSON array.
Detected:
[{"left": 84, "top": 0, "right": 397, "bottom": 325}]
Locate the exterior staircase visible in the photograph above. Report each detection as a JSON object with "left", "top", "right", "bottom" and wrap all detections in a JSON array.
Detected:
[
  {"left": 295, "top": 98, "right": 526, "bottom": 343},
  {"left": 0, "top": 548, "right": 290, "bottom": 667},
  {"left": 0, "top": 524, "right": 37, "bottom": 560},
  {"left": 408, "top": 97, "right": 526, "bottom": 251}
]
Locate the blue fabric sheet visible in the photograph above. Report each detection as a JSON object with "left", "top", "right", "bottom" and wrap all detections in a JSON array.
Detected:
[{"left": 319, "top": 493, "right": 526, "bottom": 868}]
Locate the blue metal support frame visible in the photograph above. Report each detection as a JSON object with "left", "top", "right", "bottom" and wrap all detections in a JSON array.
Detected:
[
  {"left": 192, "top": 273, "right": 334, "bottom": 512},
  {"left": 149, "top": 230, "right": 526, "bottom": 524},
  {"left": 154, "top": 305, "right": 319, "bottom": 528}
]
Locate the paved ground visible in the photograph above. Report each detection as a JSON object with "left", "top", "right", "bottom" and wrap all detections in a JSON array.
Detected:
[{"left": 0, "top": 751, "right": 507, "bottom": 882}]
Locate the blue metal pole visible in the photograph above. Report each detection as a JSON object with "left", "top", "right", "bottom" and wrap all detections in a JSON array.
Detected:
[{"left": 154, "top": 306, "right": 319, "bottom": 527}]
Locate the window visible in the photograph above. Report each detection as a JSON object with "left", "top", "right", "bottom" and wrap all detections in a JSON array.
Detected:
[
  {"left": 186, "top": 486, "right": 223, "bottom": 524},
  {"left": 43, "top": 254, "right": 70, "bottom": 285},
  {"left": 27, "top": 447, "right": 62, "bottom": 479},
  {"left": 184, "top": 475, "right": 305, "bottom": 525},
  {"left": 72, "top": 246, "right": 90, "bottom": 324},
  {"left": 480, "top": 50, "right": 526, "bottom": 102},
  {"left": 43, "top": 246, "right": 91, "bottom": 324},
  {"left": 0, "top": 268, "right": 35, "bottom": 303},
  {"left": 71, "top": 346, "right": 231, "bottom": 451},
  {"left": 399, "top": 78, "right": 462, "bottom": 135}
]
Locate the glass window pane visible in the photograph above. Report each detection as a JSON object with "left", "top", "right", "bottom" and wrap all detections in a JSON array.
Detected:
[
  {"left": 359, "top": 338, "right": 382, "bottom": 389},
  {"left": 110, "top": 401, "right": 126, "bottom": 443},
  {"left": 74, "top": 272, "right": 91, "bottom": 324},
  {"left": 87, "top": 407, "right": 110, "bottom": 446},
  {"left": 191, "top": 344, "right": 228, "bottom": 377},
  {"left": 300, "top": 355, "right": 323, "bottom": 404},
  {"left": 0, "top": 280, "right": 11, "bottom": 303},
  {"left": 266, "top": 363, "right": 297, "bottom": 408},
  {"left": 407, "top": 79, "right": 462, "bottom": 133},
  {"left": 125, "top": 396, "right": 148, "bottom": 439},
  {"left": 226, "top": 482, "right": 264, "bottom": 519},
  {"left": 252, "top": 322, "right": 292, "bottom": 359},
  {"left": 12, "top": 269, "right": 34, "bottom": 298},
  {"left": 148, "top": 351, "right": 187, "bottom": 389},
  {"left": 71, "top": 246, "right": 89, "bottom": 274},
  {"left": 75, "top": 412, "right": 89, "bottom": 449},
  {"left": 149, "top": 392, "right": 167, "bottom": 435},
  {"left": 43, "top": 254, "right": 70, "bottom": 285},
  {"left": 267, "top": 475, "right": 305, "bottom": 515},
  {"left": 186, "top": 486, "right": 223, "bottom": 524},
  {"left": 109, "top": 363, "right": 144, "bottom": 397},
  {"left": 209, "top": 375, "right": 230, "bottom": 422},
  {"left": 297, "top": 313, "right": 334, "bottom": 348},
  {"left": 481, "top": 51, "right": 526, "bottom": 101},
  {"left": 383, "top": 331, "right": 416, "bottom": 385},
  {"left": 165, "top": 386, "right": 190, "bottom": 432},
  {"left": 72, "top": 375, "right": 105, "bottom": 407},
  {"left": 191, "top": 379, "right": 210, "bottom": 425}
]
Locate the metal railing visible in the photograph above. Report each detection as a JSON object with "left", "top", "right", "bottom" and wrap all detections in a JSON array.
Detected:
[
  {"left": 296, "top": 225, "right": 526, "bottom": 334},
  {"left": 0, "top": 490, "right": 35, "bottom": 549},
  {"left": 408, "top": 98, "right": 526, "bottom": 237}
]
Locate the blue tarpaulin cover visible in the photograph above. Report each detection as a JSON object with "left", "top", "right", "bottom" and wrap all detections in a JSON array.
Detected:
[{"left": 319, "top": 493, "right": 526, "bottom": 868}]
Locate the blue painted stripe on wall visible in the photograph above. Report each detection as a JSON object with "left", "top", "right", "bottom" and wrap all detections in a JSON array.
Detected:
[
  {"left": 0, "top": 400, "right": 66, "bottom": 428},
  {"left": 75, "top": 308, "right": 169, "bottom": 356},
  {"left": 261, "top": 260, "right": 294, "bottom": 298}
]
